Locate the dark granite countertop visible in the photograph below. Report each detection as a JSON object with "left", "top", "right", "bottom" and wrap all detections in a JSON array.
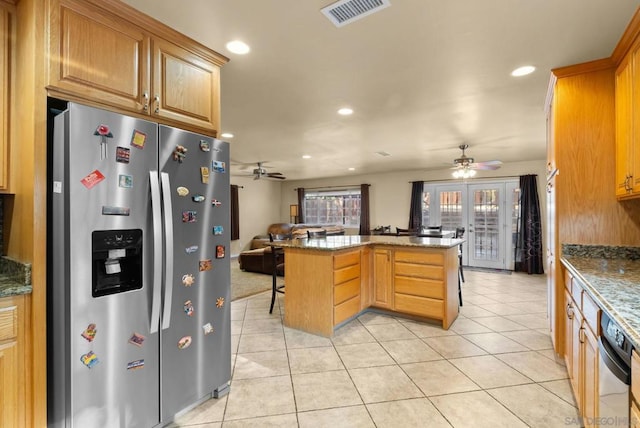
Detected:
[
  {"left": 0, "top": 256, "right": 32, "bottom": 297},
  {"left": 276, "top": 235, "right": 465, "bottom": 251},
  {"left": 561, "top": 244, "right": 640, "bottom": 350}
]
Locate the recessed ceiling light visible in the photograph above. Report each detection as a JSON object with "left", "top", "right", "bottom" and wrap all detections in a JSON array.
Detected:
[
  {"left": 511, "top": 65, "right": 535, "bottom": 77},
  {"left": 348, "top": 167, "right": 355, "bottom": 171},
  {"left": 338, "top": 107, "right": 353, "bottom": 116},
  {"left": 221, "top": 132, "right": 234, "bottom": 139},
  {"left": 226, "top": 40, "right": 250, "bottom": 55},
  {"left": 302, "top": 155, "right": 311, "bottom": 159}
]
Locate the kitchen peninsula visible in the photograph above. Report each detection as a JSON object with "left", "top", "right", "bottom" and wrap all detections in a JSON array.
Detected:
[{"left": 279, "top": 235, "right": 463, "bottom": 337}]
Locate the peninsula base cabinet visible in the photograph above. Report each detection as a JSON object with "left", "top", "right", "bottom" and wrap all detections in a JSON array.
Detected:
[
  {"left": 632, "top": 350, "right": 640, "bottom": 427},
  {"left": 562, "top": 266, "right": 601, "bottom": 428},
  {"left": 284, "top": 243, "right": 460, "bottom": 337},
  {"left": 0, "top": 295, "right": 27, "bottom": 428}
]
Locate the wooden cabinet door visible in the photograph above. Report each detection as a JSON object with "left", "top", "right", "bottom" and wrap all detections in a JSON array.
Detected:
[
  {"left": 152, "top": 37, "right": 224, "bottom": 133},
  {"left": 0, "top": 3, "right": 11, "bottom": 191},
  {"left": 571, "top": 304, "right": 583, "bottom": 409},
  {"left": 615, "top": 56, "right": 633, "bottom": 197},
  {"left": 373, "top": 248, "right": 392, "bottom": 309},
  {"left": 48, "top": 0, "right": 150, "bottom": 112},
  {"left": 563, "top": 289, "right": 574, "bottom": 382},
  {"left": 0, "top": 340, "right": 18, "bottom": 427},
  {"left": 582, "top": 324, "right": 598, "bottom": 428}
]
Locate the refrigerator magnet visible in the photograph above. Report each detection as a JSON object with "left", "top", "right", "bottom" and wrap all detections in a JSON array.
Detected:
[
  {"left": 94, "top": 124, "right": 113, "bottom": 160},
  {"left": 192, "top": 194, "right": 205, "bottom": 203},
  {"left": 202, "top": 323, "right": 214, "bottom": 335},
  {"left": 130, "top": 129, "right": 147, "bottom": 149},
  {"left": 128, "top": 333, "right": 146, "bottom": 347},
  {"left": 216, "top": 245, "right": 225, "bottom": 259},
  {"left": 118, "top": 174, "right": 133, "bottom": 188},
  {"left": 81, "top": 323, "right": 97, "bottom": 342},
  {"left": 80, "top": 169, "right": 105, "bottom": 189},
  {"left": 200, "top": 167, "right": 210, "bottom": 183},
  {"left": 80, "top": 351, "right": 100, "bottom": 369},
  {"left": 177, "top": 186, "right": 189, "bottom": 196},
  {"left": 211, "top": 160, "right": 226, "bottom": 173},
  {"left": 183, "top": 300, "right": 194, "bottom": 316},
  {"left": 173, "top": 145, "right": 187, "bottom": 162},
  {"left": 199, "top": 140, "right": 210, "bottom": 152},
  {"left": 216, "top": 297, "right": 225, "bottom": 308},
  {"left": 182, "top": 273, "right": 195, "bottom": 286},
  {"left": 185, "top": 246, "right": 198, "bottom": 254},
  {"left": 199, "top": 259, "right": 212, "bottom": 272},
  {"left": 178, "top": 336, "right": 192, "bottom": 349},
  {"left": 115, "top": 146, "right": 130, "bottom": 164},
  {"left": 126, "top": 359, "right": 145, "bottom": 370},
  {"left": 182, "top": 210, "right": 197, "bottom": 223},
  {"left": 212, "top": 226, "right": 223, "bottom": 235},
  {"left": 211, "top": 199, "right": 222, "bottom": 207}
]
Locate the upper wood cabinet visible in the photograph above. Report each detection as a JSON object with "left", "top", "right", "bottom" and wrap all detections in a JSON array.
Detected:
[
  {"left": 47, "top": 0, "right": 227, "bottom": 135},
  {"left": 0, "top": 2, "right": 13, "bottom": 191},
  {"left": 615, "top": 38, "right": 640, "bottom": 199}
]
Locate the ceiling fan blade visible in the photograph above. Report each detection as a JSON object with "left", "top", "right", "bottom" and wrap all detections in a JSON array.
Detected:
[
  {"left": 476, "top": 160, "right": 502, "bottom": 166},
  {"left": 472, "top": 163, "right": 502, "bottom": 170},
  {"left": 267, "top": 173, "right": 286, "bottom": 179}
]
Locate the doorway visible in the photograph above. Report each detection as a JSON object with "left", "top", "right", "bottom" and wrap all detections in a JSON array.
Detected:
[{"left": 423, "top": 179, "right": 519, "bottom": 270}]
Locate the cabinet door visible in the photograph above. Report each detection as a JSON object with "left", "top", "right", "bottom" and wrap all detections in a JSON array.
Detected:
[
  {"left": 631, "top": 47, "right": 640, "bottom": 194},
  {"left": 0, "top": 340, "right": 18, "bottom": 427},
  {"left": 571, "top": 304, "right": 583, "bottom": 409},
  {"left": 615, "top": 56, "right": 633, "bottom": 197},
  {"left": 373, "top": 248, "right": 392, "bottom": 309},
  {"left": 48, "top": 0, "right": 150, "bottom": 112},
  {"left": 582, "top": 324, "right": 598, "bottom": 428},
  {"left": 0, "top": 4, "right": 11, "bottom": 191},
  {"left": 152, "top": 37, "right": 224, "bottom": 133},
  {"left": 563, "top": 289, "right": 574, "bottom": 381}
]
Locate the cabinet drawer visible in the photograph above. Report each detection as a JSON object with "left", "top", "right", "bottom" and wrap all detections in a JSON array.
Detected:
[
  {"left": 395, "top": 263, "right": 443, "bottom": 280},
  {"left": 334, "top": 295, "right": 360, "bottom": 325},
  {"left": 0, "top": 305, "right": 17, "bottom": 341},
  {"left": 564, "top": 269, "right": 573, "bottom": 294},
  {"left": 632, "top": 350, "right": 640, "bottom": 402},
  {"left": 394, "top": 276, "right": 443, "bottom": 299},
  {"left": 334, "top": 264, "right": 360, "bottom": 285},
  {"left": 394, "top": 250, "right": 443, "bottom": 265},
  {"left": 334, "top": 251, "right": 360, "bottom": 270},
  {"left": 394, "top": 293, "right": 443, "bottom": 319},
  {"left": 581, "top": 291, "right": 600, "bottom": 334},
  {"left": 334, "top": 278, "right": 360, "bottom": 305}
]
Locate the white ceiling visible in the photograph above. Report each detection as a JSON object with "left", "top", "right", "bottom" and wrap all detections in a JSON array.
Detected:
[{"left": 124, "top": 0, "right": 640, "bottom": 180}]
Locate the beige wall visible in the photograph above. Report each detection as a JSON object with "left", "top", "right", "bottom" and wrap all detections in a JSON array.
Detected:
[
  {"left": 279, "top": 160, "right": 548, "bottom": 232},
  {"left": 230, "top": 176, "right": 282, "bottom": 256}
]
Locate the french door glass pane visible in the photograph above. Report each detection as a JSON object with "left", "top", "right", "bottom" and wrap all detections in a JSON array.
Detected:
[
  {"left": 421, "top": 192, "right": 431, "bottom": 225},
  {"left": 473, "top": 189, "right": 499, "bottom": 261},
  {"left": 439, "top": 191, "right": 462, "bottom": 229}
]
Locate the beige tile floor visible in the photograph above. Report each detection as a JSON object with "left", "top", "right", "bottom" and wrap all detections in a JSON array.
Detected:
[{"left": 170, "top": 270, "right": 579, "bottom": 427}]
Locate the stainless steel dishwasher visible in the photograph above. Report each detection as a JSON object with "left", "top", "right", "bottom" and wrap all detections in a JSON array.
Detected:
[{"left": 599, "top": 311, "right": 633, "bottom": 426}]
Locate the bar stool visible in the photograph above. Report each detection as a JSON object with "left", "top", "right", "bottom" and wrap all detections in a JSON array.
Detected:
[
  {"left": 268, "top": 233, "right": 287, "bottom": 314},
  {"left": 455, "top": 227, "right": 465, "bottom": 306}
]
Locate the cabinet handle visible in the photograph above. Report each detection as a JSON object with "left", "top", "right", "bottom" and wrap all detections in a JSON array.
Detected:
[
  {"left": 628, "top": 175, "right": 634, "bottom": 192},
  {"left": 566, "top": 303, "right": 574, "bottom": 319},
  {"left": 579, "top": 327, "right": 585, "bottom": 344},
  {"left": 143, "top": 92, "right": 149, "bottom": 112},
  {"left": 154, "top": 95, "right": 160, "bottom": 114},
  {"left": 546, "top": 182, "right": 553, "bottom": 193}
]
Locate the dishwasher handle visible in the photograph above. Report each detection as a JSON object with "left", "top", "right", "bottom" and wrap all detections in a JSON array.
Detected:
[{"left": 599, "top": 336, "right": 631, "bottom": 385}]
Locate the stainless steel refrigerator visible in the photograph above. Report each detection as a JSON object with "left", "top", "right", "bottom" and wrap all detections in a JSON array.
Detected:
[{"left": 48, "top": 102, "right": 231, "bottom": 427}]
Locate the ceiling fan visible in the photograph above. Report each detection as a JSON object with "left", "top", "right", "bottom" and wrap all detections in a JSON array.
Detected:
[
  {"left": 250, "top": 162, "right": 286, "bottom": 180},
  {"left": 451, "top": 144, "right": 502, "bottom": 178}
]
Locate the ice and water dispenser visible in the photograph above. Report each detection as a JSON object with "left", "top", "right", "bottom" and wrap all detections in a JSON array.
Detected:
[{"left": 91, "top": 229, "right": 143, "bottom": 297}]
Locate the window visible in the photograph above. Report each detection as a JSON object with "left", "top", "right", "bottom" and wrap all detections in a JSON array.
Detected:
[{"left": 303, "top": 189, "right": 361, "bottom": 226}]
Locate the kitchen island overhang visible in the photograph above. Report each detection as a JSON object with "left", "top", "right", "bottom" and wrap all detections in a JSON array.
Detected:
[{"left": 277, "top": 235, "right": 465, "bottom": 337}]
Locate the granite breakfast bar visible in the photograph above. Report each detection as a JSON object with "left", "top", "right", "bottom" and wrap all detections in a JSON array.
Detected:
[{"left": 278, "top": 235, "right": 463, "bottom": 337}]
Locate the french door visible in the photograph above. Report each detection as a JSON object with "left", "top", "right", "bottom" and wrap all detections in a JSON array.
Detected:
[{"left": 423, "top": 180, "right": 519, "bottom": 270}]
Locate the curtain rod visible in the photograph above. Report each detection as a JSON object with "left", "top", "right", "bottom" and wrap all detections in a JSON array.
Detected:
[
  {"left": 294, "top": 184, "right": 369, "bottom": 191},
  {"left": 410, "top": 175, "right": 526, "bottom": 184},
  {"left": 231, "top": 185, "right": 244, "bottom": 188}
]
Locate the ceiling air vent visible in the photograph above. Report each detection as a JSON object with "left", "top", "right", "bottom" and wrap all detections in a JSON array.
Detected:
[{"left": 321, "top": 0, "right": 391, "bottom": 28}]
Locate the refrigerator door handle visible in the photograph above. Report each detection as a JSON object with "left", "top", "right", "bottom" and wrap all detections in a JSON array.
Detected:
[
  {"left": 149, "top": 171, "right": 163, "bottom": 334},
  {"left": 160, "top": 172, "right": 174, "bottom": 330}
]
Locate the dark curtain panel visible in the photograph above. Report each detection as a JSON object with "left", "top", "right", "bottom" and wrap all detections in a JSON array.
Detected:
[
  {"left": 359, "top": 184, "right": 371, "bottom": 235},
  {"left": 230, "top": 185, "right": 240, "bottom": 241},
  {"left": 515, "top": 175, "right": 544, "bottom": 274},
  {"left": 297, "top": 187, "right": 305, "bottom": 224},
  {"left": 408, "top": 181, "right": 423, "bottom": 230}
]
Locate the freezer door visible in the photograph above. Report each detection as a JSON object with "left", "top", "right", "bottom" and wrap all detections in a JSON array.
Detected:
[
  {"left": 159, "top": 125, "right": 231, "bottom": 421},
  {"left": 50, "top": 103, "right": 160, "bottom": 428}
]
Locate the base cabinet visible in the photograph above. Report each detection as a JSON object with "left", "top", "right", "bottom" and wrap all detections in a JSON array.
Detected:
[
  {"left": 373, "top": 248, "right": 392, "bottom": 309},
  {"left": 632, "top": 350, "right": 640, "bottom": 427},
  {"left": 0, "top": 295, "right": 26, "bottom": 427}
]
